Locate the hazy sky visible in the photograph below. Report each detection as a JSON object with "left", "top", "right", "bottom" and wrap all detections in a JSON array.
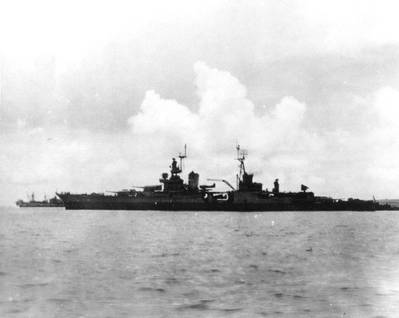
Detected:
[{"left": 1, "top": 0, "right": 399, "bottom": 205}]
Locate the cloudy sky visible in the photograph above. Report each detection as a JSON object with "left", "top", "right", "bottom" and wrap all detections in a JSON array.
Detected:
[{"left": 1, "top": 0, "right": 399, "bottom": 205}]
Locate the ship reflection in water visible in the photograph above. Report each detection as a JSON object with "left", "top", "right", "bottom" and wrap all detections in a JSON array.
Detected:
[
  {"left": 1, "top": 208, "right": 399, "bottom": 317},
  {"left": 57, "top": 145, "right": 393, "bottom": 211}
]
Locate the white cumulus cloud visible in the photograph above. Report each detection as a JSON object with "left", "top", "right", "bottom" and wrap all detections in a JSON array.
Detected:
[
  {"left": 126, "top": 62, "right": 399, "bottom": 199},
  {"left": 127, "top": 62, "right": 322, "bottom": 191}
]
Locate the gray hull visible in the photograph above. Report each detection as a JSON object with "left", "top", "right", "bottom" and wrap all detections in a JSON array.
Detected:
[{"left": 57, "top": 192, "right": 385, "bottom": 211}]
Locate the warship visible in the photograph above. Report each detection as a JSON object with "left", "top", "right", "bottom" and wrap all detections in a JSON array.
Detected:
[
  {"left": 57, "top": 146, "right": 393, "bottom": 211},
  {"left": 16, "top": 193, "right": 64, "bottom": 208}
]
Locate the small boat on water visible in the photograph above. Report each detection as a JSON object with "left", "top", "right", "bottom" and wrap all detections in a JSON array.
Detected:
[{"left": 16, "top": 193, "right": 64, "bottom": 208}]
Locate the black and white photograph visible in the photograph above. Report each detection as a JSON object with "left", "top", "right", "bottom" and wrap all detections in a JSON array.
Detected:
[{"left": 1, "top": 0, "right": 399, "bottom": 317}]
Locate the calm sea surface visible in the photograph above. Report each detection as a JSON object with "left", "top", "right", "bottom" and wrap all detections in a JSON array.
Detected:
[{"left": 1, "top": 208, "right": 399, "bottom": 318}]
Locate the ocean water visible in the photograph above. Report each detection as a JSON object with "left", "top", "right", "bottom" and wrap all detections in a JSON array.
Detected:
[{"left": 1, "top": 208, "right": 399, "bottom": 318}]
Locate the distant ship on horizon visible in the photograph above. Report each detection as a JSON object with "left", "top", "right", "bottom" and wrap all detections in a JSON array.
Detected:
[
  {"left": 57, "top": 145, "right": 394, "bottom": 211},
  {"left": 16, "top": 193, "right": 64, "bottom": 208}
]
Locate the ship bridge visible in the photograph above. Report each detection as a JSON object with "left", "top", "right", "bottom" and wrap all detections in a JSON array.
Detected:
[{"left": 159, "top": 146, "right": 200, "bottom": 193}]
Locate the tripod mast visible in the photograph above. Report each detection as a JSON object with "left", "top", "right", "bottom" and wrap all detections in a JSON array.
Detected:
[
  {"left": 178, "top": 144, "right": 187, "bottom": 173},
  {"left": 236, "top": 144, "right": 247, "bottom": 188}
]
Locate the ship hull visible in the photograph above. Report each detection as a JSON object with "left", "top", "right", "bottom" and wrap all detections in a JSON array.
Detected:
[
  {"left": 16, "top": 202, "right": 64, "bottom": 208},
  {"left": 57, "top": 193, "right": 383, "bottom": 211}
]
